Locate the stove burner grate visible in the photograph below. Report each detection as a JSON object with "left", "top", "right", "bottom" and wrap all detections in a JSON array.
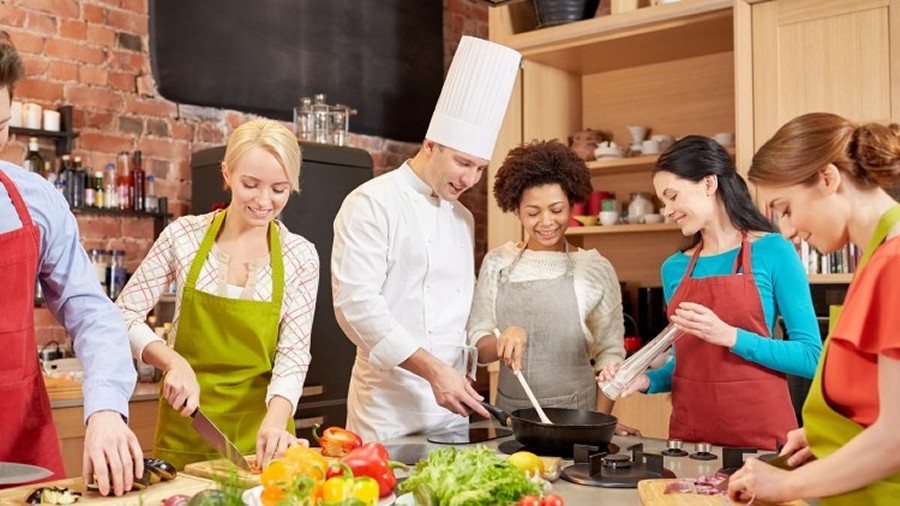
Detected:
[
  {"left": 560, "top": 443, "right": 675, "bottom": 488},
  {"left": 496, "top": 440, "right": 618, "bottom": 459}
]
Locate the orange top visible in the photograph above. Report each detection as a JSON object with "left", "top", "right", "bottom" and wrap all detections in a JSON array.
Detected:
[{"left": 823, "top": 235, "right": 900, "bottom": 427}]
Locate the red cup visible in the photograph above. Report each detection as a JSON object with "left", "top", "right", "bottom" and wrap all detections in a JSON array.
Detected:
[{"left": 572, "top": 202, "right": 586, "bottom": 215}]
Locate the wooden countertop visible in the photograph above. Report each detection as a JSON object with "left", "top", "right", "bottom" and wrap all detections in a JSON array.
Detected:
[{"left": 46, "top": 377, "right": 159, "bottom": 408}]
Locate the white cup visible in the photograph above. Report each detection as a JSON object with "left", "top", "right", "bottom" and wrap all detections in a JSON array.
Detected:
[
  {"left": 641, "top": 139, "right": 660, "bottom": 155},
  {"left": 643, "top": 213, "right": 664, "bottom": 224},
  {"left": 9, "top": 101, "right": 22, "bottom": 127},
  {"left": 23, "top": 103, "right": 42, "bottom": 129},
  {"left": 651, "top": 134, "right": 675, "bottom": 152},
  {"left": 627, "top": 125, "right": 648, "bottom": 143},
  {"left": 42, "top": 110, "right": 61, "bottom": 132},
  {"left": 599, "top": 211, "right": 619, "bottom": 226},
  {"left": 714, "top": 132, "right": 735, "bottom": 147}
]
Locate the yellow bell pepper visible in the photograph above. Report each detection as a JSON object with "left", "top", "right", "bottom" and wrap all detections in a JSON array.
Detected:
[{"left": 320, "top": 475, "right": 379, "bottom": 506}]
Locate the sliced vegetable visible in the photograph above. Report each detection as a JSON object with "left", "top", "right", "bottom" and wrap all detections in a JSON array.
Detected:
[
  {"left": 145, "top": 458, "right": 178, "bottom": 480},
  {"left": 25, "top": 487, "right": 82, "bottom": 505},
  {"left": 312, "top": 425, "right": 363, "bottom": 458}
]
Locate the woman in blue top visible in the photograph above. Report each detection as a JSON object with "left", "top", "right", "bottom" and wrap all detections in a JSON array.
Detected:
[{"left": 601, "top": 136, "right": 821, "bottom": 449}]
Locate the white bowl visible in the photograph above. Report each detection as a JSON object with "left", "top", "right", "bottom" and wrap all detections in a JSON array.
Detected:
[
  {"left": 599, "top": 211, "right": 619, "bottom": 226},
  {"left": 643, "top": 213, "right": 663, "bottom": 224}
]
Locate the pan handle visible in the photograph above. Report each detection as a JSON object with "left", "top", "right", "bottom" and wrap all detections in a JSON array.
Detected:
[{"left": 481, "top": 402, "right": 512, "bottom": 428}]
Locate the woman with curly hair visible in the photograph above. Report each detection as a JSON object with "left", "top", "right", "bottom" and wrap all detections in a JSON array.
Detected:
[{"left": 467, "top": 139, "right": 628, "bottom": 420}]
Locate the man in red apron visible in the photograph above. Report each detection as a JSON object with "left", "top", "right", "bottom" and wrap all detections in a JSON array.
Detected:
[{"left": 0, "top": 34, "right": 142, "bottom": 496}]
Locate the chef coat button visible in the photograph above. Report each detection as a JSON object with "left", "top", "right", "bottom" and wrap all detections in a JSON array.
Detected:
[
  {"left": 428, "top": 329, "right": 433, "bottom": 335},
  {"left": 426, "top": 283, "right": 432, "bottom": 289}
]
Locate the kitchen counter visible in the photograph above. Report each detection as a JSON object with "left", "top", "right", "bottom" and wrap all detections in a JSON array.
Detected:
[
  {"left": 47, "top": 378, "right": 159, "bottom": 408},
  {"left": 386, "top": 421, "right": 819, "bottom": 506}
]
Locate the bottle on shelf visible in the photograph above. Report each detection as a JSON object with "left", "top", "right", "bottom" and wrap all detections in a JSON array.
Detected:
[
  {"left": 104, "top": 162, "right": 117, "bottom": 209},
  {"left": 59, "top": 154, "right": 73, "bottom": 207},
  {"left": 89, "top": 248, "right": 108, "bottom": 295},
  {"left": 116, "top": 151, "right": 131, "bottom": 210},
  {"left": 93, "top": 171, "right": 105, "bottom": 209},
  {"left": 294, "top": 96, "right": 313, "bottom": 141},
  {"left": 312, "top": 93, "right": 330, "bottom": 144},
  {"left": 71, "top": 156, "right": 84, "bottom": 209},
  {"left": 24, "top": 137, "right": 44, "bottom": 175},
  {"left": 131, "top": 150, "right": 145, "bottom": 212},
  {"left": 82, "top": 162, "right": 95, "bottom": 209},
  {"left": 44, "top": 161, "right": 55, "bottom": 187},
  {"left": 106, "top": 249, "right": 127, "bottom": 300},
  {"left": 145, "top": 174, "right": 158, "bottom": 214}
]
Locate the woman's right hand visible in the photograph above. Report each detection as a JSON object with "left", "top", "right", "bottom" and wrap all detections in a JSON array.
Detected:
[
  {"left": 162, "top": 356, "right": 200, "bottom": 417},
  {"left": 496, "top": 326, "right": 527, "bottom": 372}
]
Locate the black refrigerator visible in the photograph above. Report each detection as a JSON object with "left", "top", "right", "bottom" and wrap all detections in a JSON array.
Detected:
[{"left": 191, "top": 142, "right": 372, "bottom": 441}]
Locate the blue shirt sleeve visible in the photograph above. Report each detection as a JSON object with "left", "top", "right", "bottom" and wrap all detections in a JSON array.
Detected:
[
  {"left": 645, "top": 235, "right": 822, "bottom": 392},
  {"left": 1, "top": 163, "right": 136, "bottom": 423}
]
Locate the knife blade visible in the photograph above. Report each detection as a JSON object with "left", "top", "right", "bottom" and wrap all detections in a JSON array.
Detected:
[
  {"left": 190, "top": 408, "right": 252, "bottom": 472},
  {"left": 0, "top": 462, "right": 53, "bottom": 485},
  {"left": 715, "top": 453, "right": 794, "bottom": 492}
]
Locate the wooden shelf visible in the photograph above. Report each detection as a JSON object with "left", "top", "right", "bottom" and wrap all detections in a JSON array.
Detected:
[
  {"left": 9, "top": 106, "right": 78, "bottom": 155},
  {"left": 566, "top": 222, "right": 680, "bottom": 236},
  {"left": 808, "top": 273, "right": 853, "bottom": 284},
  {"left": 588, "top": 146, "right": 733, "bottom": 176},
  {"left": 495, "top": 0, "right": 733, "bottom": 75}
]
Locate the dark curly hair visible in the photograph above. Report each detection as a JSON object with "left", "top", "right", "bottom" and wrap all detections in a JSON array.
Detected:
[{"left": 493, "top": 139, "right": 593, "bottom": 212}]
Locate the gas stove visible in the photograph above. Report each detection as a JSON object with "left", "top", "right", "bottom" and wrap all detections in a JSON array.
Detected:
[
  {"left": 497, "top": 439, "right": 619, "bottom": 459},
  {"left": 560, "top": 443, "right": 675, "bottom": 488}
]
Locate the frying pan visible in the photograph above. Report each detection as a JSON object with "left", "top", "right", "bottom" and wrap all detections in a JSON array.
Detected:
[{"left": 481, "top": 402, "right": 617, "bottom": 454}]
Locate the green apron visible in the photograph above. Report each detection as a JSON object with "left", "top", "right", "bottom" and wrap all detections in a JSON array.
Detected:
[
  {"left": 803, "top": 205, "right": 900, "bottom": 504},
  {"left": 153, "top": 210, "right": 294, "bottom": 469}
]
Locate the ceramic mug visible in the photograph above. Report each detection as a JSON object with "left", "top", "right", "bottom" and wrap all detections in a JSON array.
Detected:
[
  {"left": 651, "top": 134, "right": 675, "bottom": 152},
  {"left": 642, "top": 139, "right": 660, "bottom": 155},
  {"left": 23, "top": 103, "right": 41, "bottom": 129}
]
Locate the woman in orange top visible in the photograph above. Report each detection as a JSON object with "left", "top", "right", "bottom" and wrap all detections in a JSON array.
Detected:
[{"left": 727, "top": 113, "right": 900, "bottom": 505}]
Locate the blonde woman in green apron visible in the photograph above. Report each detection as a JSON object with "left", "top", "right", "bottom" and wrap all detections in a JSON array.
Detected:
[
  {"left": 468, "top": 140, "right": 636, "bottom": 433},
  {"left": 724, "top": 113, "right": 900, "bottom": 504},
  {"left": 117, "top": 119, "right": 319, "bottom": 469}
]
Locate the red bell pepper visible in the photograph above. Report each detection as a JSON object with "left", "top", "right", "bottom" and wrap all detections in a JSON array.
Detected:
[
  {"left": 325, "top": 442, "right": 401, "bottom": 498},
  {"left": 312, "top": 424, "right": 363, "bottom": 457}
]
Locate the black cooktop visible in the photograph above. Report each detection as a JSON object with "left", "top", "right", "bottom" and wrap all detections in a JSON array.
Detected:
[{"left": 497, "top": 439, "right": 620, "bottom": 459}]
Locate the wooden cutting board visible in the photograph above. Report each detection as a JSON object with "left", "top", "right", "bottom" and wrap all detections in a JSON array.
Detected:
[
  {"left": 182, "top": 457, "right": 260, "bottom": 489},
  {"left": 638, "top": 479, "right": 809, "bottom": 506},
  {"left": 0, "top": 474, "right": 215, "bottom": 505},
  {"left": 43, "top": 375, "right": 83, "bottom": 402}
]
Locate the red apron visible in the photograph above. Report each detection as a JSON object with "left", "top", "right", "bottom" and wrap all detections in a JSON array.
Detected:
[
  {"left": 0, "top": 168, "right": 66, "bottom": 482},
  {"left": 667, "top": 234, "right": 797, "bottom": 450}
]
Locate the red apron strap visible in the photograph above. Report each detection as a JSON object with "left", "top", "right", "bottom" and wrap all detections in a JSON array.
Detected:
[{"left": 0, "top": 168, "right": 35, "bottom": 227}]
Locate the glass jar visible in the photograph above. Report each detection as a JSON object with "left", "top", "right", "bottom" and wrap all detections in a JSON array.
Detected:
[
  {"left": 627, "top": 192, "right": 655, "bottom": 222},
  {"left": 90, "top": 249, "right": 108, "bottom": 295}
]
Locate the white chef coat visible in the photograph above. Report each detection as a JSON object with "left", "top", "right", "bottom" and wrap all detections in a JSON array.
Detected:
[{"left": 332, "top": 163, "right": 474, "bottom": 441}]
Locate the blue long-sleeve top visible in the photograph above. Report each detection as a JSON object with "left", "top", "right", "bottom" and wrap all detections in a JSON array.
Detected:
[
  {"left": 646, "top": 233, "right": 822, "bottom": 393},
  {"left": 0, "top": 162, "right": 136, "bottom": 422}
]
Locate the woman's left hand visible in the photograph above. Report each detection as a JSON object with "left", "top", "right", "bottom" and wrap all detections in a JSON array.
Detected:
[
  {"left": 255, "top": 427, "right": 307, "bottom": 468},
  {"left": 727, "top": 457, "right": 795, "bottom": 504},
  {"left": 670, "top": 302, "right": 738, "bottom": 348}
]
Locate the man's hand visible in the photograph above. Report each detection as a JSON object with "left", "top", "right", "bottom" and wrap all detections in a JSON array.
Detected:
[
  {"left": 429, "top": 359, "right": 490, "bottom": 418},
  {"left": 83, "top": 410, "right": 143, "bottom": 497}
]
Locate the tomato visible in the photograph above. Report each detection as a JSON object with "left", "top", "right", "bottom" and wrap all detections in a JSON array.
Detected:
[
  {"left": 518, "top": 495, "right": 542, "bottom": 506},
  {"left": 541, "top": 493, "right": 564, "bottom": 506}
]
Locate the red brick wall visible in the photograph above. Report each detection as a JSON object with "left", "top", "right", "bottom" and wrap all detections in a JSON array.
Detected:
[{"left": 0, "top": 0, "right": 487, "bottom": 347}]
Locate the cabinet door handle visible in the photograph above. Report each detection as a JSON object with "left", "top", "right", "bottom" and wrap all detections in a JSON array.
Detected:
[
  {"left": 302, "top": 385, "right": 324, "bottom": 397},
  {"left": 294, "top": 416, "right": 325, "bottom": 429}
]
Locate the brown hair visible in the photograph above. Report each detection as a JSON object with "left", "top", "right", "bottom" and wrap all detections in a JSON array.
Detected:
[
  {"left": 0, "top": 30, "right": 24, "bottom": 95},
  {"left": 749, "top": 112, "right": 900, "bottom": 189},
  {"left": 493, "top": 139, "right": 592, "bottom": 212}
]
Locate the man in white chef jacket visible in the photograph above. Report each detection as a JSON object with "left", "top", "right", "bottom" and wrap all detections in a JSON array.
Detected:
[{"left": 332, "top": 36, "right": 521, "bottom": 441}]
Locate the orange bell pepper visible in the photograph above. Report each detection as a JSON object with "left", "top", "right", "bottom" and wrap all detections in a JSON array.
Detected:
[{"left": 312, "top": 424, "right": 363, "bottom": 457}]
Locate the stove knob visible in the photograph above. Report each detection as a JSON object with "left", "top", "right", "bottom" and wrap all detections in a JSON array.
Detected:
[
  {"left": 689, "top": 442, "right": 718, "bottom": 461},
  {"left": 661, "top": 438, "right": 689, "bottom": 457}
]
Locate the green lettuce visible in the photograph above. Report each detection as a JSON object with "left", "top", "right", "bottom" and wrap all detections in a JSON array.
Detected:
[{"left": 397, "top": 446, "right": 542, "bottom": 506}]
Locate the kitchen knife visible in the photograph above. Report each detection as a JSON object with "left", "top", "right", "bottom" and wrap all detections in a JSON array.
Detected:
[
  {"left": 190, "top": 408, "right": 252, "bottom": 472},
  {"left": 0, "top": 462, "right": 53, "bottom": 485}
]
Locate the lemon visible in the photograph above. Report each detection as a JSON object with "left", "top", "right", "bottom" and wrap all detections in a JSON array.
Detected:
[{"left": 507, "top": 451, "right": 544, "bottom": 477}]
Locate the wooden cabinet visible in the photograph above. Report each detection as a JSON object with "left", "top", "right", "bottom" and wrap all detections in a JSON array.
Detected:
[
  {"left": 735, "top": 0, "right": 900, "bottom": 171},
  {"left": 488, "top": 0, "right": 735, "bottom": 310},
  {"left": 52, "top": 399, "right": 158, "bottom": 478}
]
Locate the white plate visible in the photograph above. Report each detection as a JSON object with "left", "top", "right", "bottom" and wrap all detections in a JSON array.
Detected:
[{"left": 242, "top": 485, "right": 396, "bottom": 506}]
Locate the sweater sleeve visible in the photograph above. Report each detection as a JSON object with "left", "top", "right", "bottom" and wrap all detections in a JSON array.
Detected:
[
  {"left": 583, "top": 254, "right": 626, "bottom": 373},
  {"left": 729, "top": 236, "right": 822, "bottom": 378},
  {"left": 467, "top": 247, "right": 507, "bottom": 348}
]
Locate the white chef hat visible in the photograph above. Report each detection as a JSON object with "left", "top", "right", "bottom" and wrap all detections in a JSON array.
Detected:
[{"left": 425, "top": 36, "right": 521, "bottom": 161}]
